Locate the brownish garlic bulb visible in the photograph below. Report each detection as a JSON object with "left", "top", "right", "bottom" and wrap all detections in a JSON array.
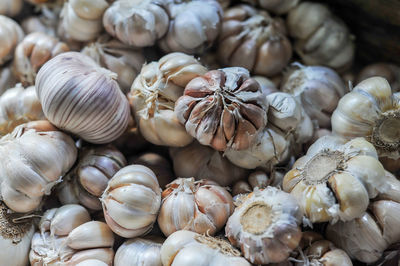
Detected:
[
  {"left": 0, "top": 0, "right": 23, "bottom": 17},
  {"left": 36, "top": 52, "right": 130, "bottom": 144},
  {"left": 158, "top": 178, "right": 234, "bottom": 237},
  {"left": 0, "top": 15, "right": 24, "bottom": 66},
  {"left": 218, "top": 5, "right": 292, "bottom": 77},
  {"left": 242, "top": 0, "right": 299, "bottom": 14},
  {"left": 357, "top": 63, "right": 400, "bottom": 92},
  {"left": 115, "top": 236, "right": 163, "bottom": 266}
]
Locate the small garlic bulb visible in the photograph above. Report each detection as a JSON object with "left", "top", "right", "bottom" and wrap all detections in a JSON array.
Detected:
[
  {"left": 232, "top": 170, "right": 271, "bottom": 196},
  {"left": 58, "top": 145, "right": 127, "bottom": 210},
  {"left": 0, "top": 65, "right": 16, "bottom": 95},
  {"left": 283, "top": 135, "right": 388, "bottom": 223},
  {"left": 114, "top": 236, "right": 163, "bottom": 266},
  {"left": 0, "top": 0, "right": 23, "bottom": 17},
  {"left": 287, "top": 2, "right": 354, "bottom": 72},
  {"left": 128, "top": 52, "right": 207, "bottom": 147},
  {"left": 0, "top": 15, "right": 24, "bottom": 66},
  {"left": 225, "top": 187, "right": 302, "bottom": 264},
  {"left": 161, "top": 230, "right": 250, "bottom": 266},
  {"left": 60, "top": 0, "right": 109, "bottom": 42},
  {"left": 218, "top": 5, "right": 292, "bottom": 77},
  {"left": 158, "top": 178, "right": 234, "bottom": 237},
  {"left": 242, "top": 0, "right": 299, "bottom": 14},
  {"left": 14, "top": 32, "right": 70, "bottom": 86},
  {"left": 0, "top": 121, "right": 77, "bottom": 213},
  {"left": 36, "top": 52, "right": 130, "bottom": 144},
  {"left": 357, "top": 63, "right": 400, "bottom": 92},
  {"left": 281, "top": 64, "right": 346, "bottom": 128},
  {"left": 101, "top": 165, "right": 161, "bottom": 238}
]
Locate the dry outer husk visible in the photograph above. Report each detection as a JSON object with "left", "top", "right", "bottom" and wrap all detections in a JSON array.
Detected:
[{"left": 0, "top": 15, "right": 24, "bottom": 66}]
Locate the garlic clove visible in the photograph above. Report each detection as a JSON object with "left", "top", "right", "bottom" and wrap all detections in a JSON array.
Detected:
[
  {"left": 321, "top": 249, "right": 353, "bottom": 266},
  {"left": 68, "top": 248, "right": 114, "bottom": 266},
  {"left": 114, "top": 237, "right": 163, "bottom": 266},
  {"left": 370, "top": 200, "right": 400, "bottom": 245},
  {"left": 49, "top": 204, "right": 91, "bottom": 236},
  {"left": 343, "top": 137, "right": 378, "bottom": 158},
  {"left": 67, "top": 221, "right": 114, "bottom": 250},
  {"left": 108, "top": 165, "right": 160, "bottom": 193}
]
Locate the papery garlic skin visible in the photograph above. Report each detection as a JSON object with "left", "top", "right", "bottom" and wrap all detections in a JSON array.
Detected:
[
  {"left": 358, "top": 63, "right": 400, "bottom": 92},
  {"left": 129, "top": 52, "right": 206, "bottom": 147},
  {"left": 102, "top": 165, "right": 161, "bottom": 238},
  {"left": 218, "top": 5, "right": 292, "bottom": 77},
  {"left": 161, "top": 230, "right": 250, "bottom": 266},
  {"left": 0, "top": 66, "right": 16, "bottom": 95},
  {"left": 0, "top": 15, "right": 24, "bottom": 66},
  {"left": 242, "top": 0, "right": 299, "bottom": 14},
  {"left": 0, "top": 0, "right": 23, "bottom": 17},
  {"left": 114, "top": 237, "right": 163, "bottom": 266},
  {"left": 36, "top": 52, "right": 130, "bottom": 144},
  {"left": 225, "top": 187, "right": 302, "bottom": 264},
  {"left": 158, "top": 178, "right": 234, "bottom": 236}
]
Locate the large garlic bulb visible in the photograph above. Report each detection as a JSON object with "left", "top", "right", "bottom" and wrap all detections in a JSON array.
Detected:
[
  {"left": 58, "top": 145, "right": 126, "bottom": 210},
  {"left": 0, "top": 0, "right": 23, "bottom": 17},
  {"left": 0, "top": 15, "right": 24, "bottom": 66},
  {"left": 332, "top": 77, "right": 400, "bottom": 159},
  {"left": 128, "top": 52, "right": 206, "bottom": 147},
  {"left": 158, "top": 178, "right": 234, "bottom": 237},
  {"left": 287, "top": 2, "right": 354, "bottom": 72},
  {"left": 0, "top": 121, "right": 77, "bottom": 213},
  {"left": 225, "top": 187, "right": 302, "bottom": 264},
  {"left": 0, "top": 65, "right": 16, "bottom": 95},
  {"left": 161, "top": 230, "right": 250, "bottom": 266},
  {"left": 30, "top": 204, "right": 115, "bottom": 265},
  {"left": 218, "top": 5, "right": 292, "bottom": 77},
  {"left": 36, "top": 52, "right": 130, "bottom": 144},
  {"left": 101, "top": 165, "right": 161, "bottom": 238},
  {"left": 114, "top": 236, "right": 163, "bottom": 266},
  {"left": 242, "top": 0, "right": 299, "bottom": 14},
  {"left": 283, "top": 135, "right": 388, "bottom": 223},
  {"left": 281, "top": 64, "right": 346, "bottom": 128},
  {"left": 357, "top": 63, "right": 400, "bottom": 92}
]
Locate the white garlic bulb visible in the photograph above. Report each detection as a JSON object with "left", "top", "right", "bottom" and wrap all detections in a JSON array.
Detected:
[
  {"left": 0, "top": 65, "right": 16, "bottom": 95},
  {"left": 77, "top": 259, "right": 108, "bottom": 266},
  {"left": 114, "top": 236, "right": 163, "bottom": 266},
  {"left": 0, "top": 0, "right": 23, "bottom": 17},
  {"left": 242, "top": 0, "right": 299, "bottom": 14},
  {"left": 36, "top": 52, "right": 130, "bottom": 144},
  {"left": 161, "top": 230, "right": 250, "bottom": 266},
  {"left": 0, "top": 15, "right": 24, "bottom": 66},
  {"left": 101, "top": 165, "right": 161, "bottom": 238}
]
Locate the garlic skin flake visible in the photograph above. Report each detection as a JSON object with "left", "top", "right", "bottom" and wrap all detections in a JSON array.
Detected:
[
  {"left": 161, "top": 230, "right": 250, "bottom": 266},
  {"left": 36, "top": 52, "right": 130, "bottom": 144},
  {"left": 114, "top": 236, "right": 163, "bottom": 266},
  {"left": 0, "top": 15, "right": 24, "bottom": 66}
]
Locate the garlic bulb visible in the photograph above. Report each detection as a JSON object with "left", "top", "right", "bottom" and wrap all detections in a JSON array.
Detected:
[
  {"left": 30, "top": 204, "right": 115, "bottom": 265},
  {"left": 0, "top": 0, "right": 23, "bottom": 17},
  {"left": 242, "top": 0, "right": 299, "bottom": 14},
  {"left": 0, "top": 15, "right": 24, "bottom": 66},
  {"left": 283, "top": 135, "right": 388, "bottom": 223},
  {"left": 77, "top": 259, "right": 108, "bottom": 266},
  {"left": 36, "top": 52, "right": 130, "bottom": 144},
  {"left": 253, "top": 75, "right": 278, "bottom": 95},
  {"left": 161, "top": 230, "right": 250, "bottom": 265},
  {"left": 114, "top": 236, "right": 163, "bottom": 266},
  {"left": 82, "top": 35, "right": 145, "bottom": 93},
  {"left": 281, "top": 64, "right": 346, "bottom": 128},
  {"left": 218, "top": 5, "right": 292, "bottom": 77},
  {"left": 60, "top": 0, "right": 109, "bottom": 42},
  {"left": 287, "top": 2, "right": 354, "bottom": 72},
  {"left": 58, "top": 145, "right": 127, "bottom": 210},
  {"left": 175, "top": 67, "right": 269, "bottom": 151},
  {"left": 158, "top": 178, "right": 234, "bottom": 236},
  {"left": 21, "top": 16, "right": 57, "bottom": 37},
  {"left": 170, "top": 141, "right": 248, "bottom": 186},
  {"left": 225, "top": 187, "right": 302, "bottom": 264},
  {"left": 0, "top": 65, "right": 16, "bottom": 95},
  {"left": 232, "top": 170, "right": 272, "bottom": 196},
  {"left": 0, "top": 202, "right": 35, "bottom": 266},
  {"left": 14, "top": 32, "right": 70, "bottom": 86},
  {"left": 0, "top": 85, "right": 45, "bottom": 135},
  {"left": 357, "top": 63, "right": 400, "bottom": 92},
  {"left": 101, "top": 165, "right": 161, "bottom": 238},
  {"left": 128, "top": 52, "right": 206, "bottom": 147},
  {"left": 0, "top": 121, "right": 77, "bottom": 213}
]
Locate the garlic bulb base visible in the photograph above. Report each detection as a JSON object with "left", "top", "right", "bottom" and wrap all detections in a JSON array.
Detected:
[
  {"left": 193, "top": 234, "right": 241, "bottom": 257},
  {"left": 372, "top": 110, "right": 400, "bottom": 152},
  {"left": 0, "top": 202, "right": 33, "bottom": 244}
]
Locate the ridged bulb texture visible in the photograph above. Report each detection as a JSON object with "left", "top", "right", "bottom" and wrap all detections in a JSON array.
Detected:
[
  {"left": 0, "top": 202, "right": 35, "bottom": 266},
  {"left": 101, "top": 165, "right": 161, "bottom": 238},
  {"left": 0, "top": 66, "right": 16, "bottom": 95},
  {"left": 35, "top": 52, "right": 130, "bottom": 144},
  {"left": 175, "top": 67, "right": 269, "bottom": 151},
  {"left": 0, "top": 85, "right": 45, "bottom": 135},
  {"left": 283, "top": 135, "right": 389, "bottom": 223},
  {"left": 225, "top": 92, "right": 313, "bottom": 169},
  {"left": 0, "top": 15, "right": 24, "bottom": 66},
  {"left": 225, "top": 187, "right": 302, "bottom": 264},
  {"left": 326, "top": 171, "right": 400, "bottom": 263},
  {"left": 218, "top": 5, "right": 292, "bottom": 77},
  {"left": 158, "top": 178, "right": 234, "bottom": 237},
  {"left": 232, "top": 170, "right": 272, "bottom": 196},
  {"left": 58, "top": 145, "right": 127, "bottom": 210},
  {"left": 114, "top": 237, "right": 163, "bottom": 266},
  {"left": 0, "top": 0, "right": 23, "bottom": 17},
  {"left": 60, "top": 0, "right": 109, "bottom": 42},
  {"left": 281, "top": 64, "right": 346, "bottom": 128},
  {"left": 161, "top": 230, "right": 251, "bottom": 266},
  {"left": 128, "top": 52, "right": 207, "bottom": 147},
  {"left": 103, "top": 0, "right": 169, "bottom": 47},
  {"left": 357, "top": 63, "right": 400, "bottom": 92},
  {"left": 30, "top": 204, "right": 115, "bottom": 265},
  {"left": 332, "top": 77, "right": 400, "bottom": 159},
  {"left": 0, "top": 121, "right": 77, "bottom": 213},
  {"left": 287, "top": 2, "right": 354, "bottom": 71},
  {"left": 81, "top": 35, "right": 145, "bottom": 93},
  {"left": 14, "top": 32, "right": 70, "bottom": 86}
]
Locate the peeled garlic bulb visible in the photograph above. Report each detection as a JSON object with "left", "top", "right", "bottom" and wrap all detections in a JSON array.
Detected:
[
  {"left": 0, "top": 0, "right": 23, "bottom": 17},
  {"left": 101, "top": 165, "right": 161, "bottom": 238},
  {"left": 357, "top": 63, "right": 400, "bottom": 92},
  {"left": 114, "top": 236, "right": 163, "bottom": 266},
  {"left": 158, "top": 178, "right": 234, "bottom": 237},
  {"left": 0, "top": 15, "right": 24, "bottom": 66},
  {"left": 161, "top": 230, "right": 250, "bottom": 266},
  {"left": 243, "top": 0, "right": 299, "bottom": 14},
  {"left": 225, "top": 187, "right": 302, "bottom": 264},
  {"left": 128, "top": 52, "right": 207, "bottom": 147},
  {"left": 0, "top": 85, "right": 45, "bottom": 135},
  {"left": 36, "top": 52, "right": 130, "bottom": 144},
  {"left": 0, "top": 66, "right": 16, "bottom": 95}
]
